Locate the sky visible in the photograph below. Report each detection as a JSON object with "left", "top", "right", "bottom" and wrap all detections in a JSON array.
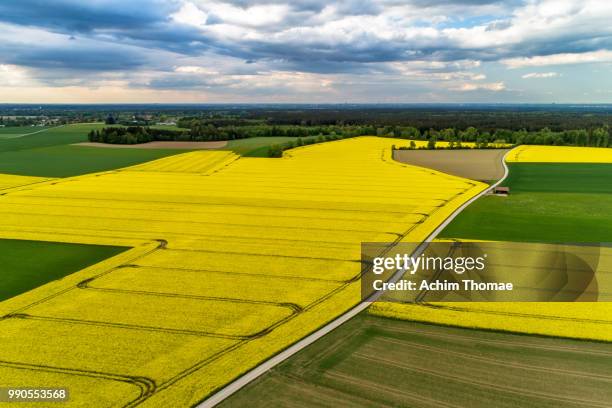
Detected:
[{"left": 0, "top": 0, "right": 611, "bottom": 103}]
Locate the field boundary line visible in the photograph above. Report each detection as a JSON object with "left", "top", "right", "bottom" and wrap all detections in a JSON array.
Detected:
[
  {"left": 0, "top": 124, "right": 65, "bottom": 139},
  {"left": 0, "top": 360, "right": 155, "bottom": 405},
  {"left": 421, "top": 303, "right": 612, "bottom": 325},
  {"left": 376, "top": 336, "right": 612, "bottom": 381},
  {"left": 353, "top": 352, "right": 610, "bottom": 407},
  {"left": 196, "top": 148, "right": 514, "bottom": 407},
  {"left": 371, "top": 323, "right": 612, "bottom": 356}
]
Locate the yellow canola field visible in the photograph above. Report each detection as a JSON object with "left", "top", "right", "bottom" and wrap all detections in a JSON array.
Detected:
[
  {"left": 126, "top": 150, "right": 238, "bottom": 173},
  {"left": 0, "top": 137, "right": 487, "bottom": 407},
  {"left": 371, "top": 242, "right": 612, "bottom": 342},
  {"left": 507, "top": 145, "right": 612, "bottom": 163},
  {"left": 371, "top": 144, "right": 612, "bottom": 342},
  {"left": 0, "top": 173, "right": 51, "bottom": 190},
  {"left": 370, "top": 302, "right": 612, "bottom": 342},
  {"left": 385, "top": 140, "right": 511, "bottom": 149}
]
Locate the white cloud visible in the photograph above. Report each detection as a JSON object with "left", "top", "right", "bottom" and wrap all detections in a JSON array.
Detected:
[
  {"left": 454, "top": 82, "right": 506, "bottom": 92},
  {"left": 174, "top": 65, "right": 218, "bottom": 75},
  {"left": 190, "top": 0, "right": 290, "bottom": 28},
  {"left": 389, "top": 60, "right": 485, "bottom": 82},
  {"left": 230, "top": 71, "right": 336, "bottom": 92},
  {"left": 445, "top": 0, "right": 612, "bottom": 50},
  {"left": 2, "top": 0, "right": 612, "bottom": 102},
  {"left": 0, "top": 64, "right": 30, "bottom": 86},
  {"left": 171, "top": 2, "right": 208, "bottom": 26},
  {"left": 521, "top": 72, "right": 559, "bottom": 79},
  {"left": 504, "top": 50, "right": 612, "bottom": 68}
]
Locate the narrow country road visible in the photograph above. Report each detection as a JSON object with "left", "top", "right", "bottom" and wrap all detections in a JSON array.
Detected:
[{"left": 197, "top": 147, "right": 513, "bottom": 408}]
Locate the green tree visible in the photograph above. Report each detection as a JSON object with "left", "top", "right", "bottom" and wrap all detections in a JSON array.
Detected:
[
  {"left": 427, "top": 136, "right": 437, "bottom": 150},
  {"left": 402, "top": 127, "right": 421, "bottom": 139},
  {"left": 440, "top": 128, "right": 455, "bottom": 141},
  {"left": 460, "top": 126, "right": 478, "bottom": 142}
]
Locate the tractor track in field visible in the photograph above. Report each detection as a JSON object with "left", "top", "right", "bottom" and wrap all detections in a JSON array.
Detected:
[
  {"left": 0, "top": 124, "right": 65, "bottom": 139},
  {"left": 420, "top": 303, "right": 612, "bottom": 325},
  {"left": 354, "top": 352, "right": 611, "bottom": 408},
  {"left": 377, "top": 336, "right": 612, "bottom": 381},
  {"left": 196, "top": 148, "right": 513, "bottom": 407},
  {"left": 371, "top": 323, "right": 612, "bottom": 356},
  {"left": 0, "top": 143, "right": 513, "bottom": 407},
  {"left": 0, "top": 360, "right": 156, "bottom": 406}
]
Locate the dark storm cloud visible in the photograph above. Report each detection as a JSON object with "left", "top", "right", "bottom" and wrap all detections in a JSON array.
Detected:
[
  {"left": 0, "top": 0, "right": 478, "bottom": 71},
  {"left": 6, "top": 47, "right": 147, "bottom": 71},
  {"left": 0, "top": 0, "right": 610, "bottom": 101},
  {"left": 0, "top": 0, "right": 179, "bottom": 33},
  {"left": 227, "top": 40, "right": 411, "bottom": 65},
  {"left": 214, "top": 0, "right": 511, "bottom": 11},
  {"left": 0, "top": 0, "right": 605, "bottom": 73},
  {"left": 210, "top": 0, "right": 377, "bottom": 14},
  {"left": 0, "top": 0, "right": 214, "bottom": 55},
  {"left": 145, "top": 75, "right": 226, "bottom": 89}
]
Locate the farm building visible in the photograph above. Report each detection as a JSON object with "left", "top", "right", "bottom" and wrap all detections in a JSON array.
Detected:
[{"left": 494, "top": 186, "right": 510, "bottom": 196}]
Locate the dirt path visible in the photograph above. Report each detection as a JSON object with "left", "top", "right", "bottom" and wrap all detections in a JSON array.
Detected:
[
  {"left": 74, "top": 141, "right": 228, "bottom": 149},
  {"left": 198, "top": 149, "right": 514, "bottom": 408},
  {"left": 0, "top": 124, "right": 65, "bottom": 139}
]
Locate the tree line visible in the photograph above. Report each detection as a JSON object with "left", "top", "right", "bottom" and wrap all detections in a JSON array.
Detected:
[
  {"left": 89, "top": 124, "right": 611, "bottom": 148},
  {"left": 6, "top": 104, "right": 612, "bottom": 132},
  {"left": 253, "top": 107, "right": 612, "bottom": 132},
  {"left": 88, "top": 125, "right": 374, "bottom": 144},
  {"left": 88, "top": 127, "right": 188, "bottom": 144}
]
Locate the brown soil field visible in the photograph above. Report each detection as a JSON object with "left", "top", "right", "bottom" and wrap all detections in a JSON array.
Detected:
[
  {"left": 394, "top": 149, "right": 510, "bottom": 182},
  {"left": 220, "top": 314, "right": 612, "bottom": 408},
  {"left": 74, "top": 141, "right": 228, "bottom": 149}
]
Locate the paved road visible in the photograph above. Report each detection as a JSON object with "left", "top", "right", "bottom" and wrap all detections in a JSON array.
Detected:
[{"left": 197, "top": 148, "right": 512, "bottom": 408}]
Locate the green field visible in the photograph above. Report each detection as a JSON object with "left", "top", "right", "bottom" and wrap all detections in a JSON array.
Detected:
[
  {"left": 224, "top": 136, "right": 318, "bottom": 156},
  {"left": 0, "top": 239, "right": 127, "bottom": 302},
  {"left": 0, "top": 126, "right": 52, "bottom": 138},
  {"left": 0, "top": 145, "right": 188, "bottom": 177},
  {"left": 504, "top": 163, "right": 612, "bottom": 194},
  {"left": 0, "top": 124, "right": 325, "bottom": 176},
  {"left": 148, "top": 124, "right": 188, "bottom": 131},
  {"left": 441, "top": 163, "right": 612, "bottom": 242},
  {"left": 0, "top": 124, "right": 104, "bottom": 152},
  {"left": 0, "top": 123, "right": 187, "bottom": 177},
  {"left": 221, "top": 314, "right": 612, "bottom": 408}
]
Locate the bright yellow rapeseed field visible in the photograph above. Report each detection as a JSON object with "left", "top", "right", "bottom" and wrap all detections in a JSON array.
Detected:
[
  {"left": 507, "top": 145, "right": 612, "bottom": 163},
  {"left": 0, "top": 137, "right": 487, "bottom": 407},
  {"left": 0, "top": 173, "right": 52, "bottom": 190},
  {"left": 370, "top": 299, "right": 612, "bottom": 342},
  {"left": 371, "top": 235, "right": 612, "bottom": 342}
]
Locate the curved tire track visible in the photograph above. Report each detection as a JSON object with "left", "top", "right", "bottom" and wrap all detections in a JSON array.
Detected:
[{"left": 196, "top": 148, "right": 514, "bottom": 407}]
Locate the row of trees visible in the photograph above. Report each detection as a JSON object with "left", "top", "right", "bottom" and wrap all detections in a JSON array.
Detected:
[
  {"left": 0, "top": 117, "right": 47, "bottom": 127},
  {"left": 395, "top": 139, "right": 501, "bottom": 151},
  {"left": 89, "top": 124, "right": 612, "bottom": 149},
  {"left": 413, "top": 126, "right": 611, "bottom": 147},
  {"left": 88, "top": 127, "right": 187, "bottom": 144},
  {"left": 175, "top": 123, "right": 377, "bottom": 140},
  {"left": 265, "top": 132, "right": 499, "bottom": 158},
  {"left": 88, "top": 125, "right": 374, "bottom": 144},
  {"left": 268, "top": 134, "right": 351, "bottom": 157},
  {"left": 5, "top": 105, "right": 612, "bottom": 132},
  {"left": 257, "top": 107, "right": 612, "bottom": 132}
]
